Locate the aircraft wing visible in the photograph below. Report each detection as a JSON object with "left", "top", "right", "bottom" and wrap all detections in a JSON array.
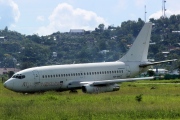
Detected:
[
  {"left": 139, "top": 59, "right": 177, "bottom": 67},
  {"left": 79, "top": 77, "right": 154, "bottom": 86}
]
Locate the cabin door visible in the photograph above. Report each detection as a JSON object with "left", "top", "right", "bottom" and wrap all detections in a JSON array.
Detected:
[
  {"left": 126, "top": 65, "right": 131, "bottom": 77},
  {"left": 32, "top": 70, "right": 40, "bottom": 83}
]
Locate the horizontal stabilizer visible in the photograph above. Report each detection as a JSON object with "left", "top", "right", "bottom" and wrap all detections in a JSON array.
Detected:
[{"left": 139, "top": 59, "right": 177, "bottom": 67}]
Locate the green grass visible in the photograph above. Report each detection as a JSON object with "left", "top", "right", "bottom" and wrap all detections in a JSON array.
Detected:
[{"left": 1, "top": 79, "right": 180, "bottom": 120}]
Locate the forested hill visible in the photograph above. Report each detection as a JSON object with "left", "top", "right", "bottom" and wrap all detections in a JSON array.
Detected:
[{"left": 0, "top": 15, "right": 180, "bottom": 70}]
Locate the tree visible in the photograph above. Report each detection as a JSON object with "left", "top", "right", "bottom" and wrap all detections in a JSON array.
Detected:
[
  {"left": 20, "top": 62, "right": 34, "bottom": 70},
  {"left": 98, "top": 24, "right": 105, "bottom": 32},
  {"left": 99, "top": 41, "right": 107, "bottom": 50},
  {"left": 4, "top": 26, "right": 8, "bottom": 32},
  {"left": 147, "top": 70, "right": 155, "bottom": 76},
  {"left": 8, "top": 71, "right": 14, "bottom": 78}
]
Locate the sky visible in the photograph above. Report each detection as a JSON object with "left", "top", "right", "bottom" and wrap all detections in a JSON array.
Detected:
[{"left": 0, "top": 0, "right": 180, "bottom": 36}]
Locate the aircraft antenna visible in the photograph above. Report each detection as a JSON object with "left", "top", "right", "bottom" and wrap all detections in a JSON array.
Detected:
[
  {"left": 162, "top": 0, "right": 167, "bottom": 18},
  {"left": 144, "top": 5, "right": 147, "bottom": 22}
]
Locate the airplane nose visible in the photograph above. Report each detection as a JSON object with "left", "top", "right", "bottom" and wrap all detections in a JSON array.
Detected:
[
  {"left": 3, "top": 82, "right": 6, "bottom": 88},
  {"left": 3, "top": 80, "right": 14, "bottom": 90}
]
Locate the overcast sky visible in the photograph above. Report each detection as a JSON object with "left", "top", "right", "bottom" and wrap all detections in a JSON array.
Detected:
[{"left": 0, "top": 0, "right": 180, "bottom": 36}]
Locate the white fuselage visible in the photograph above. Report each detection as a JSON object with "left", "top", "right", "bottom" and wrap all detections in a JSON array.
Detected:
[{"left": 4, "top": 61, "right": 146, "bottom": 92}]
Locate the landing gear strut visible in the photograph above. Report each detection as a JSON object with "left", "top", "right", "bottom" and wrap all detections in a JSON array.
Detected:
[{"left": 69, "top": 89, "right": 78, "bottom": 94}]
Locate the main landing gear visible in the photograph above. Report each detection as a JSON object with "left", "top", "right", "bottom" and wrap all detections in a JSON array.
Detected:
[{"left": 69, "top": 89, "right": 78, "bottom": 94}]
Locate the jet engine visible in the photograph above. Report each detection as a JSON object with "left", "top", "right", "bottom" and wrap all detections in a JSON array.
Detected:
[{"left": 82, "top": 84, "right": 120, "bottom": 94}]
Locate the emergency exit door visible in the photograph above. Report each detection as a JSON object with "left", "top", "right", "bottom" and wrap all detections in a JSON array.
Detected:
[
  {"left": 32, "top": 70, "right": 40, "bottom": 83},
  {"left": 126, "top": 65, "right": 131, "bottom": 77}
]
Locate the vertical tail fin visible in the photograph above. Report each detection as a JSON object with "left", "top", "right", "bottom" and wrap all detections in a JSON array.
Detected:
[{"left": 120, "top": 22, "right": 152, "bottom": 62}]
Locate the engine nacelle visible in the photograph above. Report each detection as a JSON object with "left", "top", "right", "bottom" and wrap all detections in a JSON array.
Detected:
[{"left": 82, "top": 84, "right": 120, "bottom": 94}]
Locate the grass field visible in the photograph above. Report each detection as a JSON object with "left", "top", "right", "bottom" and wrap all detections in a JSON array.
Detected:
[{"left": 0, "top": 79, "right": 180, "bottom": 120}]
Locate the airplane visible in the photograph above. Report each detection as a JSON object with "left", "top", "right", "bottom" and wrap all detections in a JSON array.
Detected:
[{"left": 3, "top": 22, "right": 176, "bottom": 94}]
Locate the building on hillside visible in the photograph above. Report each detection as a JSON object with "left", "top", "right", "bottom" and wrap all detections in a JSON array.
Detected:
[
  {"left": 169, "top": 69, "right": 179, "bottom": 75},
  {"left": 69, "top": 29, "right": 85, "bottom": 34},
  {"left": 99, "top": 50, "right": 109, "bottom": 54},
  {"left": 0, "top": 68, "right": 20, "bottom": 75},
  {"left": 0, "top": 36, "right": 5, "bottom": 39},
  {"left": 172, "top": 31, "right": 180, "bottom": 33},
  {"left": 162, "top": 51, "right": 169, "bottom": 57},
  {"left": 52, "top": 52, "right": 57, "bottom": 57},
  {"left": 149, "top": 42, "right": 156, "bottom": 45},
  {"left": 0, "top": 36, "right": 5, "bottom": 42},
  {"left": 168, "top": 46, "right": 180, "bottom": 51}
]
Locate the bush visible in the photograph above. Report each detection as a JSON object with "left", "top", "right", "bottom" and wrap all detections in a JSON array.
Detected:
[{"left": 135, "top": 94, "right": 143, "bottom": 102}]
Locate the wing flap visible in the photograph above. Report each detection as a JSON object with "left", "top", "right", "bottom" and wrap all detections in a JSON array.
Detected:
[{"left": 80, "top": 77, "right": 154, "bottom": 86}]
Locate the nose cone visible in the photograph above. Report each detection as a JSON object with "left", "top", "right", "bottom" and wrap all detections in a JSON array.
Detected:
[{"left": 3, "top": 79, "right": 14, "bottom": 90}]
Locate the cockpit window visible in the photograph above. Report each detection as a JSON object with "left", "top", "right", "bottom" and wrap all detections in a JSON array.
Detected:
[{"left": 12, "top": 74, "right": 26, "bottom": 79}]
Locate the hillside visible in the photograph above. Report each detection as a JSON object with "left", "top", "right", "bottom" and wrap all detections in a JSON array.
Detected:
[{"left": 0, "top": 15, "right": 180, "bottom": 70}]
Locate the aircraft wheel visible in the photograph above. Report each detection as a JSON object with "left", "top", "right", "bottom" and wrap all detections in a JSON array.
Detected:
[{"left": 69, "top": 89, "right": 78, "bottom": 94}]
